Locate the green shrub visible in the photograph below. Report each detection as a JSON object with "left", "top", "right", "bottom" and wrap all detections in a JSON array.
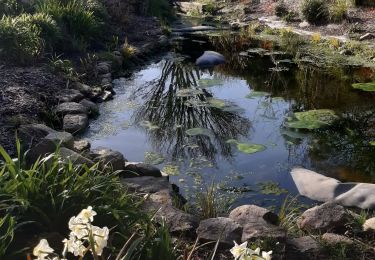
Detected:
[
  {"left": 329, "top": 0, "right": 349, "bottom": 23},
  {"left": 147, "top": 0, "right": 174, "bottom": 20},
  {"left": 0, "top": 15, "right": 43, "bottom": 64},
  {"left": 37, "top": 0, "right": 101, "bottom": 51},
  {"left": 301, "top": 0, "right": 329, "bottom": 25},
  {"left": 0, "top": 0, "right": 20, "bottom": 16},
  {"left": 275, "top": 0, "right": 289, "bottom": 17}
]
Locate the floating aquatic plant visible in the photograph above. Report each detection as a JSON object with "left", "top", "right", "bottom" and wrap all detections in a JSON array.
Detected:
[
  {"left": 198, "top": 78, "right": 223, "bottom": 88},
  {"left": 226, "top": 139, "right": 266, "bottom": 154},
  {"left": 176, "top": 88, "right": 204, "bottom": 97},
  {"left": 207, "top": 98, "right": 226, "bottom": 109},
  {"left": 352, "top": 82, "right": 375, "bottom": 92},
  {"left": 286, "top": 109, "right": 339, "bottom": 130},
  {"left": 140, "top": 120, "right": 159, "bottom": 130},
  {"left": 245, "top": 91, "right": 270, "bottom": 99},
  {"left": 162, "top": 164, "right": 180, "bottom": 176},
  {"left": 258, "top": 181, "right": 288, "bottom": 195},
  {"left": 144, "top": 151, "right": 165, "bottom": 165},
  {"left": 186, "top": 127, "right": 211, "bottom": 136}
]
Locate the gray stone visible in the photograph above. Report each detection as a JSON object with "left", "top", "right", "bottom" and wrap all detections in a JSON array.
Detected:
[
  {"left": 71, "top": 82, "right": 92, "bottom": 96},
  {"left": 63, "top": 114, "right": 89, "bottom": 134},
  {"left": 96, "top": 62, "right": 111, "bottom": 74},
  {"left": 287, "top": 236, "right": 319, "bottom": 253},
  {"left": 43, "top": 132, "right": 74, "bottom": 150},
  {"left": 196, "top": 51, "right": 225, "bottom": 68},
  {"left": 18, "top": 124, "right": 56, "bottom": 149},
  {"left": 56, "top": 89, "right": 84, "bottom": 103},
  {"left": 291, "top": 167, "right": 375, "bottom": 209},
  {"left": 56, "top": 102, "right": 88, "bottom": 115},
  {"left": 359, "top": 33, "right": 375, "bottom": 41},
  {"left": 25, "top": 139, "right": 57, "bottom": 165},
  {"left": 298, "top": 202, "right": 348, "bottom": 232},
  {"left": 172, "top": 26, "right": 221, "bottom": 33},
  {"left": 322, "top": 233, "right": 353, "bottom": 245},
  {"left": 90, "top": 147, "right": 126, "bottom": 171},
  {"left": 88, "top": 87, "right": 103, "bottom": 101},
  {"left": 112, "top": 51, "right": 123, "bottom": 66},
  {"left": 73, "top": 139, "right": 91, "bottom": 153},
  {"left": 123, "top": 163, "right": 162, "bottom": 178},
  {"left": 197, "top": 217, "right": 242, "bottom": 245},
  {"left": 121, "top": 176, "right": 171, "bottom": 193},
  {"left": 59, "top": 147, "right": 94, "bottom": 167},
  {"left": 229, "top": 205, "right": 285, "bottom": 242},
  {"left": 363, "top": 217, "right": 375, "bottom": 232},
  {"left": 149, "top": 189, "right": 174, "bottom": 205},
  {"left": 99, "top": 73, "right": 112, "bottom": 80},
  {"left": 299, "top": 21, "right": 309, "bottom": 28},
  {"left": 79, "top": 99, "right": 99, "bottom": 116},
  {"left": 175, "top": 2, "right": 204, "bottom": 14}
]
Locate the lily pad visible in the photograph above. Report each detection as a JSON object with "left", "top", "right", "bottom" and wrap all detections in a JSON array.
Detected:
[
  {"left": 162, "top": 164, "right": 180, "bottom": 176},
  {"left": 207, "top": 98, "right": 226, "bottom": 109},
  {"left": 286, "top": 109, "right": 339, "bottom": 130},
  {"left": 144, "top": 152, "right": 165, "bottom": 165},
  {"left": 258, "top": 181, "right": 288, "bottom": 195},
  {"left": 140, "top": 120, "right": 159, "bottom": 130},
  {"left": 369, "top": 141, "right": 375, "bottom": 146},
  {"left": 177, "top": 88, "right": 204, "bottom": 97},
  {"left": 198, "top": 78, "right": 223, "bottom": 88},
  {"left": 186, "top": 127, "right": 211, "bottom": 136},
  {"left": 237, "top": 143, "right": 266, "bottom": 154},
  {"left": 226, "top": 139, "right": 238, "bottom": 144},
  {"left": 245, "top": 91, "right": 270, "bottom": 99},
  {"left": 352, "top": 82, "right": 375, "bottom": 92}
]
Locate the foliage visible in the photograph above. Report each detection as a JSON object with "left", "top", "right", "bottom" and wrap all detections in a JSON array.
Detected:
[
  {"left": 286, "top": 109, "right": 339, "bottom": 130},
  {"left": 0, "top": 14, "right": 43, "bottom": 64},
  {"left": 49, "top": 54, "right": 80, "bottom": 82},
  {"left": 301, "top": 0, "right": 329, "bottom": 25},
  {"left": 352, "top": 82, "right": 375, "bottom": 92},
  {"left": 329, "top": 0, "right": 349, "bottom": 23},
  {"left": 0, "top": 0, "right": 20, "bottom": 16},
  {"left": 37, "top": 0, "right": 101, "bottom": 52},
  {"left": 275, "top": 0, "right": 289, "bottom": 17},
  {"left": 0, "top": 214, "right": 15, "bottom": 257},
  {"left": 0, "top": 143, "right": 150, "bottom": 258},
  {"left": 147, "top": 0, "right": 174, "bottom": 20},
  {"left": 121, "top": 38, "right": 137, "bottom": 59}
]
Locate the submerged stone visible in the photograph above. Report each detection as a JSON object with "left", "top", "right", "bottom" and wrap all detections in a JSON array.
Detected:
[{"left": 196, "top": 51, "right": 225, "bottom": 68}]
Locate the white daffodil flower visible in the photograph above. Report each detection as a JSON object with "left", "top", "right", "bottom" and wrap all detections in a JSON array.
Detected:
[
  {"left": 33, "top": 239, "right": 54, "bottom": 260},
  {"left": 63, "top": 233, "right": 87, "bottom": 257},
  {"left": 68, "top": 217, "right": 89, "bottom": 239},
  {"left": 261, "top": 250, "right": 273, "bottom": 260},
  {"left": 77, "top": 206, "right": 97, "bottom": 223},
  {"left": 230, "top": 241, "right": 248, "bottom": 259},
  {"left": 92, "top": 226, "right": 109, "bottom": 256}
]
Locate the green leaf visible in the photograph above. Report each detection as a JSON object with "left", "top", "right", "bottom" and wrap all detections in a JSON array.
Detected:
[
  {"left": 286, "top": 109, "right": 339, "bottom": 130},
  {"left": 236, "top": 143, "right": 266, "bottom": 154},
  {"left": 176, "top": 88, "right": 204, "bottom": 97},
  {"left": 369, "top": 141, "right": 375, "bottom": 146},
  {"left": 186, "top": 128, "right": 211, "bottom": 136},
  {"left": 352, "top": 82, "right": 375, "bottom": 92},
  {"left": 245, "top": 91, "right": 270, "bottom": 99},
  {"left": 207, "top": 98, "right": 226, "bottom": 109},
  {"left": 198, "top": 78, "right": 223, "bottom": 88},
  {"left": 144, "top": 152, "right": 165, "bottom": 165}
]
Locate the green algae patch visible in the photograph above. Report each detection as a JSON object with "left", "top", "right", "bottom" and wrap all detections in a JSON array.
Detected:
[
  {"left": 286, "top": 109, "right": 339, "bottom": 130},
  {"left": 144, "top": 152, "right": 165, "bottom": 165},
  {"left": 258, "top": 181, "right": 288, "bottom": 195},
  {"left": 352, "top": 82, "right": 375, "bottom": 92},
  {"left": 162, "top": 164, "right": 180, "bottom": 176},
  {"left": 198, "top": 78, "right": 223, "bottom": 88},
  {"left": 226, "top": 139, "right": 266, "bottom": 154},
  {"left": 245, "top": 91, "right": 270, "bottom": 99},
  {"left": 186, "top": 127, "right": 211, "bottom": 136}
]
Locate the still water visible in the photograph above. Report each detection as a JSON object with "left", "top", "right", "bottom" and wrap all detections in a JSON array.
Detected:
[{"left": 85, "top": 37, "right": 375, "bottom": 208}]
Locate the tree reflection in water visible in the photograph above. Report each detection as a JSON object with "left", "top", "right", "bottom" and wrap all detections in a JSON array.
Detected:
[{"left": 132, "top": 58, "right": 251, "bottom": 163}]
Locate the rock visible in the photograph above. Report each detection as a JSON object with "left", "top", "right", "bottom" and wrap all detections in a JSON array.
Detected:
[
  {"left": 229, "top": 205, "right": 286, "bottom": 242},
  {"left": 158, "top": 35, "right": 169, "bottom": 47},
  {"left": 299, "top": 21, "right": 310, "bottom": 28},
  {"left": 196, "top": 217, "right": 243, "bottom": 245},
  {"left": 63, "top": 114, "right": 89, "bottom": 134},
  {"left": 97, "top": 91, "right": 113, "bottom": 102},
  {"left": 56, "top": 89, "right": 84, "bottom": 103},
  {"left": 59, "top": 147, "right": 94, "bottom": 167},
  {"left": 112, "top": 51, "right": 123, "bottom": 66},
  {"left": 73, "top": 139, "right": 91, "bottom": 153},
  {"left": 149, "top": 189, "right": 174, "bottom": 205},
  {"left": 196, "top": 51, "right": 225, "bottom": 68},
  {"left": 121, "top": 176, "right": 171, "bottom": 193},
  {"left": 79, "top": 99, "right": 99, "bottom": 116},
  {"left": 363, "top": 217, "right": 375, "bottom": 232},
  {"left": 175, "top": 2, "right": 204, "bottom": 14},
  {"left": 18, "top": 124, "right": 56, "bottom": 149},
  {"left": 25, "top": 139, "right": 58, "bottom": 165},
  {"left": 71, "top": 82, "right": 92, "bottom": 96},
  {"left": 172, "top": 26, "right": 221, "bottom": 33},
  {"left": 90, "top": 147, "right": 126, "bottom": 171},
  {"left": 56, "top": 102, "right": 88, "bottom": 115},
  {"left": 229, "top": 205, "right": 279, "bottom": 226},
  {"left": 297, "top": 202, "right": 348, "bottom": 232},
  {"left": 96, "top": 62, "right": 111, "bottom": 74},
  {"left": 359, "top": 33, "right": 375, "bottom": 41},
  {"left": 123, "top": 163, "right": 162, "bottom": 178},
  {"left": 43, "top": 132, "right": 74, "bottom": 150},
  {"left": 99, "top": 73, "right": 112, "bottom": 80},
  {"left": 322, "top": 233, "right": 353, "bottom": 245},
  {"left": 291, "top": 167, "right": 375, "bottom": 209},
  {"left": 287, "top": 236, "right": 319, "bottom": 253},
  {"left": 88, "top": 87, "right": 103, "bottom": 101}
]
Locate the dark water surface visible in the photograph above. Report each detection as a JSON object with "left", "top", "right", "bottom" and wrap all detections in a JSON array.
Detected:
[{"left": 85, "top": 37, "right": 375, "bottom": 208}]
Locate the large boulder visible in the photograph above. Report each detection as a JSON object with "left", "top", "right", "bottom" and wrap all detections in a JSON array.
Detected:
[
  {"left": 56, "top": 102, "right": 88, "bottom": 115},
  {"left": 18, "top": 124, "right": 56, "bottom": 149},
  {"left": 43, "top": 132, "right": 74, "bottom": 150},
  {"left": 25, "top": 139, "right": 58, "bottom": 165},
  {"left": 63, "top": 114, "right": 89, "bottom": 134},
  {"left": 79, "top": 99, "right": 99, "bottom": 117},
  {"left": 297, "top": 202, "right": 348, "bottom": 233},
  {"left": 73, "top": 139, "right": 91, "bottom": 153},
  {"left": 286, "top": 236, "right": 320, "bottom": 259},
  {"left": 229, "top": 205, "right": 286, "bottom": 242},
  {"left": 123, "top": 163, "right": 162, "bottom": 178},
  {"left": 363, "top": 217, "right": 375, "bottom": 232},
  {"left": 59, "top": 147, "right": 94, "bottom": 167},
  {"left": 291, "top": 167, "right": 375, "bottom": 209},
  {"left": 89, "top": 147, "right": 126, "bottom": 171},
  {"left": 196, "top": 217, "right": 243, "bottom": 246},
  {"left": 321, "top": 233, "right": 353, "bottom": 245},
  {"left": 121, "top": 176, "right": 171, "bottom": 193},
  {"left": 196, "top": 51, "right": 225, "bottom": 68}
]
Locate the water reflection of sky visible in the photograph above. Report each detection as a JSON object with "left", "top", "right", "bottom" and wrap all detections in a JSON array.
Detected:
[{"left": 85, "top": 55, "right": 375, "bottom": 208}]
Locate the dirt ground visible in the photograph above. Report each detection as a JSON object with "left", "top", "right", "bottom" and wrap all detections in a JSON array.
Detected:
[{"left": 0, "top": 64, "right": 65, "bottom": 154}]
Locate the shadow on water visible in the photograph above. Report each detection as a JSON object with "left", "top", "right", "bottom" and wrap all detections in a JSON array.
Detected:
[{"left": 132, "top": 59, "right": 251, "bottom": 163}]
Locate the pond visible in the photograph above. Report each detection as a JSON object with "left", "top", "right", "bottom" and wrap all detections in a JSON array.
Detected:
[{"left": 85, "top": 35, "right": 375, "bottom": 209}]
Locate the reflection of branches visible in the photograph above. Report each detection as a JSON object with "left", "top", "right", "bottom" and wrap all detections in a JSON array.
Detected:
[{"left": 133, "top": 60, "right": 251, "bottom": 162}]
